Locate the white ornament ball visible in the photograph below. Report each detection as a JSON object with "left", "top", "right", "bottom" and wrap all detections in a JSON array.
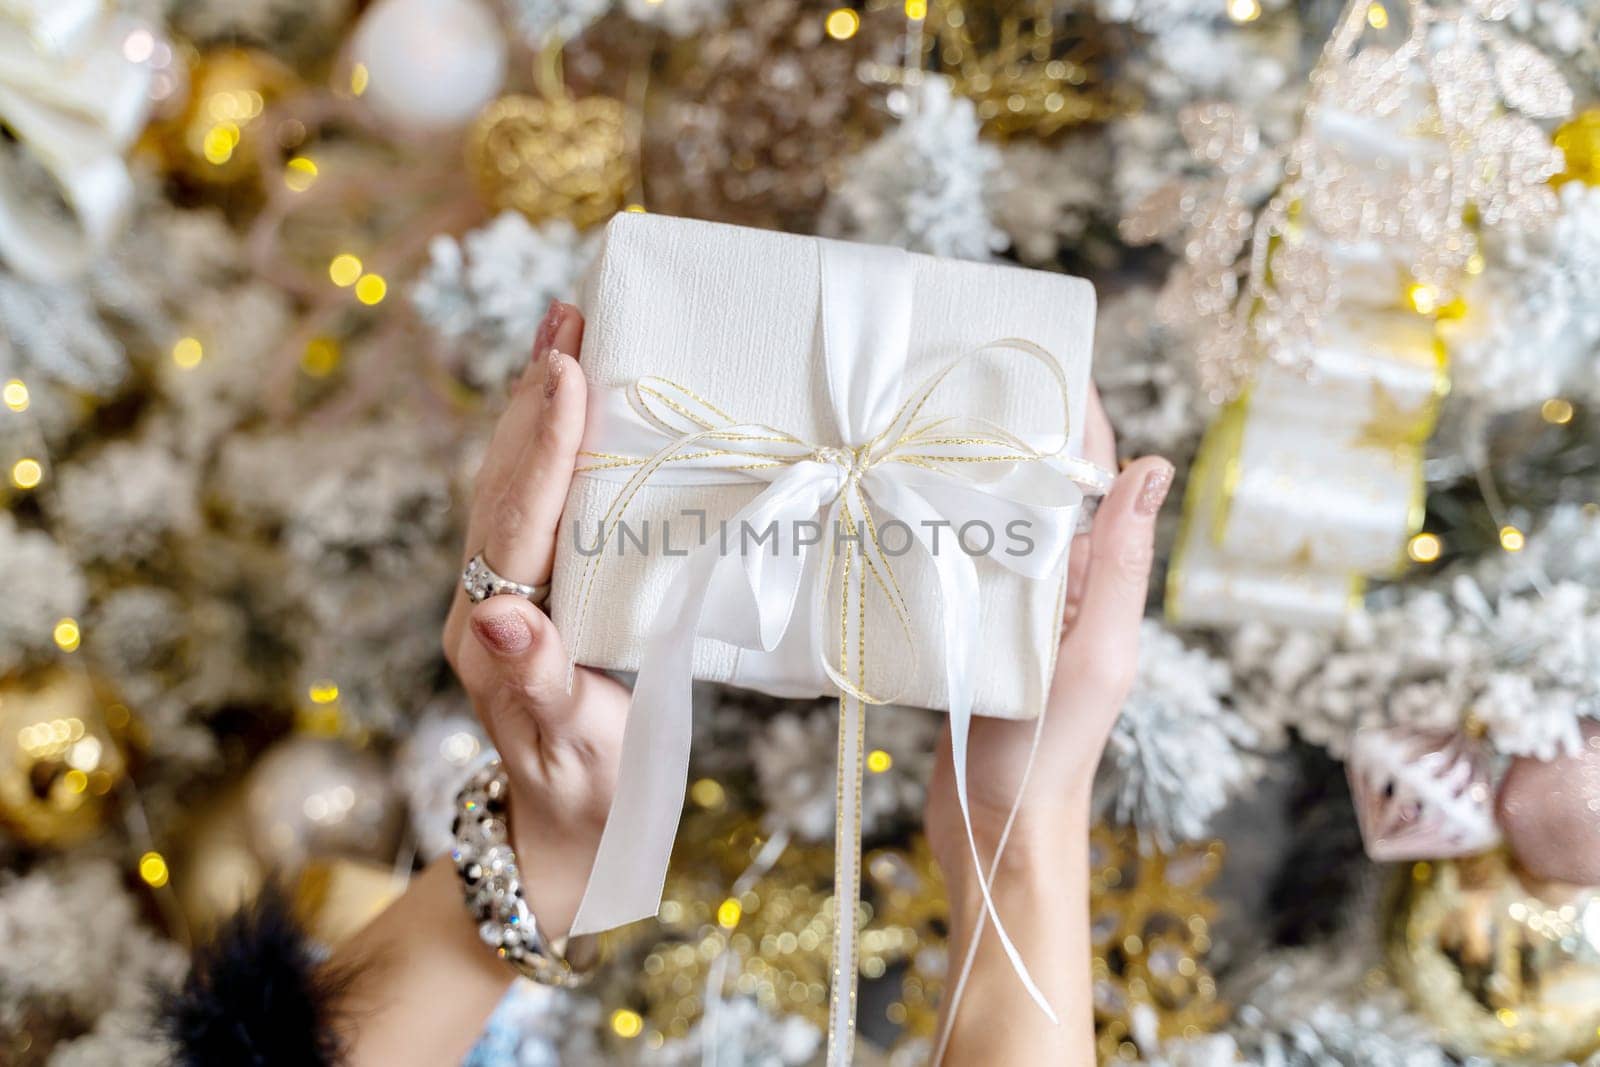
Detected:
[
  {"left": 349, "top": 0, "right": 507, "bottom": 131},
  {"left": 245, "top": 735, "right": 403, "bottom": 871}
]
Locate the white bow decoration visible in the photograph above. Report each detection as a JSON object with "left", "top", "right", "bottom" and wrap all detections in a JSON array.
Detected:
[
  {"left": 0, "top": 3, "right": 156, "bottom": 283},
  {"left": 563, "top": 239, "right": 1111, "bottom": 1063}
]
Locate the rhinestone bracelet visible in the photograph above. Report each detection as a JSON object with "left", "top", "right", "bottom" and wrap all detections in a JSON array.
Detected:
[{"left": 451, "top": 759, "right": 600, "bottom": 987}]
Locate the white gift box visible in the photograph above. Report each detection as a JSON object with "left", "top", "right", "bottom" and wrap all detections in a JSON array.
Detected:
[{"left": 549, "top": 211, "right": 1099, "bottom": 721}]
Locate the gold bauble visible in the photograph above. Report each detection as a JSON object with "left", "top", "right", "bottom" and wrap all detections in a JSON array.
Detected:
[
  {"left": 1388, "top": 853, "right": 1600, "bottom": 1063},
  {"left": 295, "top": 857, "right": 404, "bottom": 945},
  {"left": 635, "top": 0, "right": 893, "bottom": 232},
  {"left": 898, "top": 0, "right": 1130, "bottom": 139},
  {"left": 1554, "top": 109, "right": 1600, "bottom": 188},
  {"left": 171, "top": 785, "right": 265, "bottom": 933},
  {"left": 142, "top": 48, "right": 298, "bottom": 187},
  {"left": 466, "top": 93, "right": 631, "bottom": 229},
  {"left": 0, "top": 668, "right": 128, "bottom": 846}
]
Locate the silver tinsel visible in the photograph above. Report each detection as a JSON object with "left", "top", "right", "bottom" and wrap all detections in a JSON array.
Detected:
[
  {"left": 1441, "top": 181, "right": 1600, "bottom": 411},
  {"left": 989, "top": 138, "right": 1113, "bottom": 269},
  {"left": 501, "top": 0, "right": 612, "bottom": 46},
  {"left": 156, "top": 281, "right": 293, "bottom": 456},
  {"left": 1092, "top": 285, "right": 1209, "bottom": 459},
  {"left": 1233, "top": 570, "right": 1600, "bottom": 761},
  {"left": 49, "top": 433, "right": 200, "bottom": 564},
  {"left": 412, "top": 212, "right": 594, "bottom": 390},
  {"left": 821, "top": 75, "right": 1006, "bottom": 261},
  {"left": 643, "top": 996, "right": 821, "bottom": 1067},
  {"left": 620, "top": 0, "right": 728, "bottom": 35},
  {"left": 0, "top": 513, "right": 87, "bottom": 675},
  {"left": 1480, "top": 503, "right": 1600, "bottom": 594},
  {"left": 751, "top": 702, "right": 936, "bottom": 842},
  {"left": 1095, "top": 621, "right": 1258, "bottom": 847},
  {"left": 0, "top": 273, "right": 127, "bottom": 393},
  {"left": 0, "top": 859, "right": 182, "bottom": 1062},
  {"left": 1219, "top": 919, "right": 1502, "bottom": 1067}
]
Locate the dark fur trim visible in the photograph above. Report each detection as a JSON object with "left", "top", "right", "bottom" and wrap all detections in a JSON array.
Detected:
[{"left": 160, "top": 884, "right": 354, "bottom": 1067}]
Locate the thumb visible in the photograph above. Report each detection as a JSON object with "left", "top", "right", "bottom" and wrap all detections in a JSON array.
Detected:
[
  {"left": 457, "top": 597, "right": 582, "bottom": 730},
  {"left": 1056, "top": 455, "right": 1173, "bottom": 703}
]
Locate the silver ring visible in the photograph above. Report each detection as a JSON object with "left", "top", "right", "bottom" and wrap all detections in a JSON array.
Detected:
[{"left": 462, "top": 552, "right": 550, "bottom": 606}]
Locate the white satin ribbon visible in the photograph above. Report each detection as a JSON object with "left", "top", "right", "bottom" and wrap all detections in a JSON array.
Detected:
[
  {"left": 0, "top": 9, "right": 154, "bottom": 284},
  {"left": 564, "top": 238, "right": 1110, "bottom": 1061}
]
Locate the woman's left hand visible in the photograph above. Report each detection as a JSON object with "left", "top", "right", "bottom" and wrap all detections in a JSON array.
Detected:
[{"left": 923, "top": 384, "right": 1174, "bottom": 1064}]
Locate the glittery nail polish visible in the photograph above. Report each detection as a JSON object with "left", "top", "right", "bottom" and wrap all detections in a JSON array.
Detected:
[
  {"left": 472, "top": 612, "right": 532, "bottom": 654},
  {"left": 1135, "top": 462, "right": 1174, "bottom": 516},
  {"left": 532, "top": 300, "right": 560, "bottom": 360},
  {"left": 544, "top": 349, "right": 565, "bottom": 399}
]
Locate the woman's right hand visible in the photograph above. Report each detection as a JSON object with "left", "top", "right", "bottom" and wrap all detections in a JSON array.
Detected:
[{"left": 440, "top": 300, "right": 630, "bottom": 941}]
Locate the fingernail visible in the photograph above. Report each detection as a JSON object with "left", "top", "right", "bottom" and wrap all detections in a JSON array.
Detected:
[
  {"left": 1135, "top": 461, "right": 1175, "bottom": 517},
  {"left": 532, "top": 300, "right": 560, "bottom": 360},
  {"left": 544, "top": 348, "right": 565, "bottom": 399},
  {"left": 472, "top": 612, "right": 532, "bottom": 655}
]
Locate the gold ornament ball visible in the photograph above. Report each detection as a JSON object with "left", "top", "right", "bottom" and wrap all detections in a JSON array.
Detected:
[
  {"left": 144, "top": 48, "right": 297, "bottom": 186},
  {"left": 172, "top": 786, "right": 266, "bottom": 932},
  {"left": 0, "top": 668, "right": 128, "bottom": 847},
  {"left": 1388, "top": 853, "right": 1600, "bottom": 1063},
  {"left": 1554, "top": 110, "right": 1600, "bottom": 188},
  {"left": 295, "top": 857, "right": 405, "bottom": 945},
  {"left": 466, "top": 94, "right": 631, "bottom": 229}
]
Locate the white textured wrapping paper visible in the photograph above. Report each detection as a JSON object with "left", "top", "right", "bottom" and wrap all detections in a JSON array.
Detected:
[{"left": 549, "top": 212, "right": 1097, "bottom": 721}]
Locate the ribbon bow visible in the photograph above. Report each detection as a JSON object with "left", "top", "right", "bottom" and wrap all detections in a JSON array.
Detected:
[
  {"left": 0, "top": 4, "right": 155, "bottom": 283},
  {"left": 564, "top": 239, "right": 1111, "bottom": 1063}
]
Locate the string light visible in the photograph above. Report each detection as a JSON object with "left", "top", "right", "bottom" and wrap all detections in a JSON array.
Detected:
[
  {"left": 284, "top": 156, "right": 318, "bottom": 192},
  {"left": 1366, "top": 2, "right": 1389, "bottom": 28},
  {"left": 904, "top": 0, "right": 928, "bottom": 18},
  {"left": 172, "top": 337, "right": 204, "bottom": 369},
  {"left": 1499, "top": 524, "right": 1526, "bottom": 553},
  {"left": 302, "top": 338, "right": 341, "bottom": 378},
  {"left": 717, "top": 897, "right": 743, "bottom": 928},
  {"left": 10, "top": 458, "right": 42, "bottom": 490},
  {"left": 1541, "top": 397, "right": 1575, "bottom": 425},
  {"left": 138, "top": 851, "right": 170, "bottom": 888},
  {"left": 3, "top": 379, "right": 28, "bottom": 412},
  {"left": 308, "top": 681, "right": 340, "bottom": 704},
  {"left": 355, "top": 274, "right": 388, "bottom": 305},
  {"left": 122, "top": 28, "right": 155, "bottom": 63},
  {"left": 329, "top": 254, "right": 363, "bottom": 287},
  {"left": 1406, "top": 282, "right": 1439, "bottom": 315},
  {"left": 350, "top": 63, "right": 369, "bottom": 96},
  {"left": 202, "top": 121, "right": 240, "bottom": 165},
  {"left": 1226, "top": 0, "right": 1262, "bottom": 22},
  {"left": 1407, "top": 532, "right": 1442, "bottom": 564},
  {"left": 610, "top": 1009, "right": 644, "bottom": 1039},
  {"left": 689, "top": 778, "right": 726, "bottom": 809},
  {"left": 824, "top": 7, "right": 860, "bottom": 39},
  {"left": 866, "top": 749, "right": 893, "bottom": 773},
  {"left": 53, "top": 618, "right": 82, "bottom": 652}
]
